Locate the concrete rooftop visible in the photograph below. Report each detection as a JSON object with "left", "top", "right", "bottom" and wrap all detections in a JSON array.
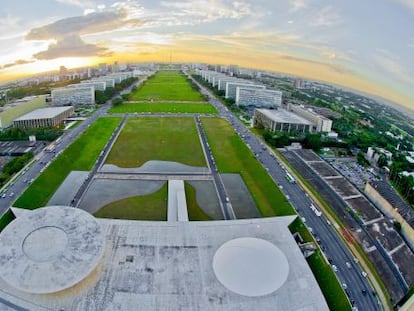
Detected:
[{"left": 0, "top": 208, "right": 328, "bottom": 311}]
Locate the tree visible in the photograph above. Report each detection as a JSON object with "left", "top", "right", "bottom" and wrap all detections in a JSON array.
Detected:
[
  {"left": 112, "top": 97, "right": 123, "bottom": 106},
  {"left": 303, "top": 133, "right": 322, "bottom": 151},
  {"left": 377, "top": 154, "right": 388, "bottom": 168}
]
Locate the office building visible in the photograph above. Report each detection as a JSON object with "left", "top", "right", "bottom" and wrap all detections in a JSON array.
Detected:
[
  {"left": 236, "top": 88, "right": 282, "bottom": 108},
  {"left": 90, "top": 78, "right": 115, "bottom": 88},
  {"left": 74, "top": 81, "right": 106, "bottom": 91},
  {"left": 0, "top": 96, "right": 47, "bottom": 129},
  {"left": 225, "top": 82, "right": 265, "bottom": 99},
  {"left": 13, "top": 106, "right": 74, "bottom": 128},
  {"left": 52, "top": 86, "right": 95, "bottom": 106},
  {"left": 254, "top": 109, "right": 314, "bottom": 133},
  {"left": 287, "top": 104, "right": 332, "bottom": 132}
]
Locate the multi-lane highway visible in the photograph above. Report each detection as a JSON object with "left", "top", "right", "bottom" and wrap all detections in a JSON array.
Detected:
[{"left": 188, "top": 73, "right": 382, "bottom": 311}]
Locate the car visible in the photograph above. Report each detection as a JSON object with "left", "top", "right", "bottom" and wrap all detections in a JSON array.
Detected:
[
  {"left": 332, "top": 265, "right": 338, "bottom": 272},
  {"left": 361, "top": 271, "right": 367, "bottom": 277},
  {"left": 342, "top": 283, "right": 348, "bottom": 289},
  {"left": 346, "top": 262, "right": 351, "bottom": 269},
  {"left": 1, "top": 194, "right": 6, "bottom": 198},
  {"left": 361, "top": 289, "right": 367, "bottom": 295}
]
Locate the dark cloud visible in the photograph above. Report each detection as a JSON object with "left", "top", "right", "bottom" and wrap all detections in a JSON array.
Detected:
[
  {"left": 33, "top": 35, "right": 110, "bottom": 60},
  {"left": 26, "top": 10, "right": 129, "bottom": 40},
  {"left": 281, "top": 55, "right": 352, "bottom": 75},
  {"left": 25, "top": 8, "right": 142, "bottom": 60},
  {"left": 1, "top": 59, "right": 35, "bottom": 69}
]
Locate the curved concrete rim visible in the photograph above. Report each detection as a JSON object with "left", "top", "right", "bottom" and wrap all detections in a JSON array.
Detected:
[
  {"left": 212, "top": 237, "right": 289, "bottom": 297},
  {"left": 0, "top": 206, "right": 105, "bottom": 294}
]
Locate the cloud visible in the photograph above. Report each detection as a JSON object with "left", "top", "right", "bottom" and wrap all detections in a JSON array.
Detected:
[
  {"left": 395, "top": 0, "right": 414, "bottom": 12},
  {"left": 373, "top": 49, "right": 414, "bottom": 86},
  {"left": 33, "top": 36, "right": 109, "bottom": 60},
  {"left": 26, "top": 10, "right": 131, "bottom": 40},
  {"left": 55, "top": 0, "right": 97, "bottom": 9},
  {"left": 1, "top": 59, "right": 35, "bottom": 70},
  {"left": 25, "top": 8, "right": 143, "bottom": 60},
  {"left": 310, "top": 5, "right": 342, "bottom": 27},
  {"left": 280, "top": 55, "right": 351, "bottom": 75},
  {"left": 160, "top": 0, "right": 252, "bottom": 22},
  {"left": 290, "top": 0, "right": 308, "bottom": 12}
]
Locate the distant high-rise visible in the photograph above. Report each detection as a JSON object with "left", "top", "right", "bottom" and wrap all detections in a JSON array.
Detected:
[
  {"left": 98, "top": 63, "right": 108, "bottom": 75},
  {"left": 293, "top": 78, "right": 305, "bottom": 89}
]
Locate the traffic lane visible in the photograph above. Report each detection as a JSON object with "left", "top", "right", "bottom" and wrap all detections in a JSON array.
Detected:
[
  {"left": 1, "top": 104, "right": 110, "bottom": 211},
  {"left": 192, "top": 77, "right": 380, "bottom": 310}
]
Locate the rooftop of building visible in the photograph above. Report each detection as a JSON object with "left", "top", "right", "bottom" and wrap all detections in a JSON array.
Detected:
[
  {"left": 0, "top": 96, "right": 46, "bottom": 113},
  {"left": 52, "top": 85, "right": 94, "bottom": 92},
  {"left": 0, "top": 207, "right": 328, "bottom": 311},
  {"left": 256, "top": 108, "right": 314, "bottom": 125},
  {"left": 14, "top": 106, "right": 73, "bottom": 121},
  {"left": 289, "top": 104, "right": 332, "bottom": 121}
]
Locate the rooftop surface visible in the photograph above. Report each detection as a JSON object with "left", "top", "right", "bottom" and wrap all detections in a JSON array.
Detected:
[
  {"left": 0, "top": 212, "right": 328, "bottom": 311},
  {"left": 0, "top": 206, "right": 105, "bottom": 294},
  {"left": 257, "top": 108, "right": 314, "bottom": 125},
  {"left": 14, "top": 106, "right": 73, "bottom": 121}
]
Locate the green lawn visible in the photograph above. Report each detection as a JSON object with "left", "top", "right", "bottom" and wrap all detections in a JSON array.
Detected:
[
  {"left": 109, "top": 102, "right": 217, "bottom": 114},
  {"left": 105, "top": 117, "right": 206, "bottom": 168},
  {"left": 289, "top": 218, "right": 351, "bottom": 311},
  {"left": 14, "top": 117, "right": 121, "bottom": 209},
  {"left": 308, "top": 250, "right": 352, "bottom": 311},
  {"left": 201, "top": 117, "right": 293, "bottom": 217},
  {"left": 128, "top": 71, "right": 205, "bottom": 102},
  {"left": 0, "top": 210, "right": 15, "bottom": 232},
  {"left": 185, "top": 182, "right": 212, "bottom": 221},
  {"left": 94, "top": 183, "right": 168, "bottom": 220}
]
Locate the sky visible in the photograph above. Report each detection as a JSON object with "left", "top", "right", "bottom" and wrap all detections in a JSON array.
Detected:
[{"left": 0, "top": 0, "right": 414, "bottom": 109}]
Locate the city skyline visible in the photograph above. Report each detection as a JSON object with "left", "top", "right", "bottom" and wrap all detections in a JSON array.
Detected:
[{"left": 1, "top": 0, "right": 414, "bottom": 110}]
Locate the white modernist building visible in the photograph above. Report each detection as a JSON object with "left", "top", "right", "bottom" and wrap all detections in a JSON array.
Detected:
[
  {"left": 72, "top": 81, "right": 106, "bottom": 91},
  {"left": 254, "top": 108, "right": 314, "bottom": 133},
  {"left": 225, "top": 82, "right": 265, "bottom": 99},
  {"left": 287, "top": 104, "right": 332, "bottom": 132},
  {"left": 51, "top": 86, "right": 95, "bottom": 106},
  {"left": 0, "top": 206, "right": 329, "bottom": 311},
  {"left": 90, "top": 78, "right": 116, "bottom": 88},
  {"left": 236, "top": 88, "right": 282, "bottom": 108}
]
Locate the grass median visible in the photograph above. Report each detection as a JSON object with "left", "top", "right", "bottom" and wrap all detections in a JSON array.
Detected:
[
  {"left": 128, "top": 71, "right": 205, "bottom": 102},
  {"left": 201, "top": 117, "right": 293, "bottom": 217},
  {"left": 109, "top": 102, "right": 217, "bottom": 114},
  {"left": 106, "top": 117, "right": 206, "bottom": 168},
  {"left": 94, "top": 183, "right": 168, "bottom": 221},
  {"left": 14, "top": 117, "right": 121, "bottom": 209}
]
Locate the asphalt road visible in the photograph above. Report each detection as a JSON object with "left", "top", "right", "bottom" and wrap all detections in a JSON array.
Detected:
[
  {"left": 194, "top": 115, "right": 235, "bottom": 220},
  {"left": 187, "top": 73, "right": 382, "bottom": 311},
  {"left": 0, "top": 78, "right": 144, "bottom": 216}
]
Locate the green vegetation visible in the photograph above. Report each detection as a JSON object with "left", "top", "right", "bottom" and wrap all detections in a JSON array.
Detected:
[
  {"left": 95, "top": 77, "right": 138, "bottom": 105},
  {"left": 289, "top": 218, "right": 351, "bottom": 311},
  {"left": 0, "top": 126, "right": 63, "bottom": 141},
  {"left": 128, "top": 71, "right": 205, "bottom": 102},
  {"left": 308, "top": 250, "right": 352, "bottom": 311},
  {"left": 112, "top": 97, "right": 123, "bottom": 106},
  {"left": 94, "top": 183, "right": 168, "bottom": 220},
  {"left": 201, "top": 117, "right": 293, "bottom": 216},
  {"left": 14, "top": 117, "right": 121, "bottom": 209},
  {"left": 108, "top": 102, "right": 217, "bottom": 114},
  {"left": 106, "top": 117, "right": 206, "bottom": 168},
  {"left": 185, "top": 182, "right": 212, "bottom": 221},
  {"left": 0, "top": 210, "right": 15, "bottom": 232},
  {"left": 0, "top": 152, "right": 33, "bottom": 187}
]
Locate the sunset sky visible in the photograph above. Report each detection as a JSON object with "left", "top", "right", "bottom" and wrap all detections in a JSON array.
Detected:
[{"left": 1, "top": 0, "right": 413, "bottom": 109}]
